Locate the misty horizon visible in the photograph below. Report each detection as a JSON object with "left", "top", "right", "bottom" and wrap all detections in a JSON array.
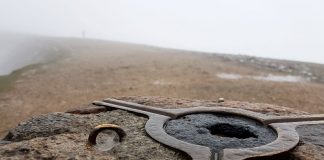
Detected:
[{"left": 0, "top": 0, "right": 324, "bottom": 64}]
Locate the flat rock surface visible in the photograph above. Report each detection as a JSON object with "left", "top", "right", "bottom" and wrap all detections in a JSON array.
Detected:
[
  {"left": 0, "top": 96, "right": 323, "bottom": 159},
  {"left": 293, "top": 124, "right": 324, "bottom": 160}
]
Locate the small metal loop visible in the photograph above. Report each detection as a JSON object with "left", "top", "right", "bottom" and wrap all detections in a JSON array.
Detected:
[{"left": 88, "top": 124, "right": 126, "bottom": 146}]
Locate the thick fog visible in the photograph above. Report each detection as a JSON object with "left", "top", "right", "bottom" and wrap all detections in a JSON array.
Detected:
[{"left": 0, "top": 0, "right": 324, "bottom": 64}]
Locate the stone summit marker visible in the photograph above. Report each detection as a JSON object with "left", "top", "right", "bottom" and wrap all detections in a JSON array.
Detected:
[{"left": 1, "top": 96, "right": 324, "bottom": 159}]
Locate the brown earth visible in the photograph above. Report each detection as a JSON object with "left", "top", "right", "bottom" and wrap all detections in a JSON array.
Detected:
[{"left": 1, "top": 37, "right": 324, "bottom": 137}]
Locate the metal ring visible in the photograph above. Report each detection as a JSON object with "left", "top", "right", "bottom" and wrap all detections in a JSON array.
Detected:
[{"left": 88, "top": 124, "right": 126, "bottom": 146}]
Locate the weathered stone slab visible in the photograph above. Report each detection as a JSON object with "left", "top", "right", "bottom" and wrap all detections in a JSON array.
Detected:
[
  {"left": 1, "top": 96, "right": 324, "bottom": 160},
  {"left": 0, "top": 109, "right": 187, "bottom": 159}
]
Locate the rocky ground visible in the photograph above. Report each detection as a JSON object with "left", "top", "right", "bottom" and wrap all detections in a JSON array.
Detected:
[
  {"left": 217, "top": 54, "right": 324, "bottom": 83},
  {"left": 0, "top": 96, "right": 323, "bottom": 160},
  {"left": 1, "top": 35, "right": 324, "bottom": 139}
]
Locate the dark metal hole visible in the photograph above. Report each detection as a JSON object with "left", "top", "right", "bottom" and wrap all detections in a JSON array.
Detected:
[{"left": 207, "top": 123, "right": 258, "bottom": 139}]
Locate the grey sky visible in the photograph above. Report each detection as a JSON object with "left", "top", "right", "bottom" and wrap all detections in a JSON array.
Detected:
[{"left": 0, "top": 0, "right": 323, "bottom": 64}]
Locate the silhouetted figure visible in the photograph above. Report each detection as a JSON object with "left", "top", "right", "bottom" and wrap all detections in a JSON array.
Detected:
[{"left": 82, "top": 30, "right": 86, "bottom": 38}]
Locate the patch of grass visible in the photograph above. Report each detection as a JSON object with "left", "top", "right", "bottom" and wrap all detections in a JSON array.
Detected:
[{"left": 0, "top": 63, "right": 42, "bottom": 92}]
